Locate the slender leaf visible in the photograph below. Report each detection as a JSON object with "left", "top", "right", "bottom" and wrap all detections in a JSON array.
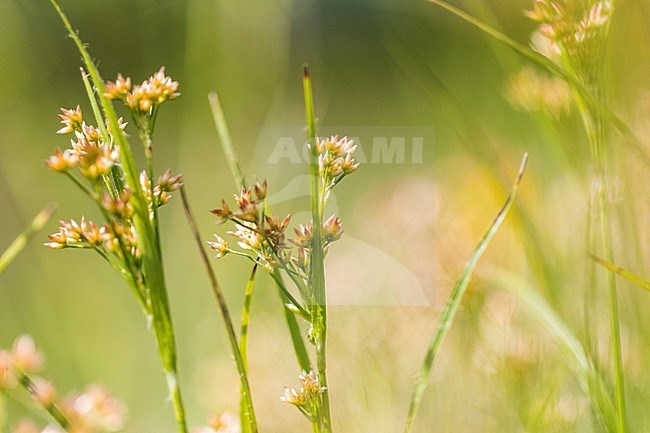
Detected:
[
  {"left": 208, "top": 92, "right": 246, "bottom": 189},
  {"left": 239, "top": 264, "right": 257, "bottom": 433},
  {"left": 180, "top": 187, "right": 258, "bottom": 433},
  {"left": 0, "top": 203, "right": 56, "bottom": 276},
  {"left": 403, "top": 153, "right": 528, "bottom": 433}
]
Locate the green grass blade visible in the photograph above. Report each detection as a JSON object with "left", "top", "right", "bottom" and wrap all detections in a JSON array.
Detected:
[
  {"left": 180, "top": 187, "right": 258, "bottom": 433},
  {"left": 492, "top": 270, "right": 618, "bottom": 433},
  {"left": 239, "top": 264, "right": 257, "bottom": 433},
  {"left": 403, "top": 153, "right": 528, "bottom": 433},
  {"left": 590, "top": 255, "right": 650, "bottom": 293},
  {"left": 0, "top": 203, "right": 56, "bottom": 276},
  {"left": 208, "top": 92, "right": 246, "bottom": 190},
  {"left": 240, "top": 264, "right": 258, "bottom": 368},
  {"left": 428, "top": 0, "right": 650, "bottom": 167},
  {"left": 271, "top": 269, "right": 313, "bottom": 372}
]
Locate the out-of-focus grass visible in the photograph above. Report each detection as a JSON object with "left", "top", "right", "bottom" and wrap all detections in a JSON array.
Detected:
[{"left": 0, "top": 0, "right": 648, "bottom": 432}]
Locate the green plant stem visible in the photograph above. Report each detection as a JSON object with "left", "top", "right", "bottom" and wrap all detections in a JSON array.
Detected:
[
  {"left": 403, "top": 153, "right": 528, "bottom": 433},
  {"left": 239, "top": 264, "right": 257, "bottom": 433},
  {"left": 19, "top": 373, "right": 70, "bottom": 431},
  {"left": 598, "top": 185, "right": 627, "bottom": 433},
  {"left": 303, "top": 65, "right": 332, "bottom": 433},
  {"left": 208, "top": 92, "right": 245, "bottom": 189},
  {"left": 0, "top": 203, "right": 56, "bottom": 276},
  {"left": 180, "top": 187, "right": 258, "bottom": 433},
  {"left": 271, "top": 269, "right": 312, "bottom": 371},
  {"left": 139, "top": 126, "right": 165, "bottom": 269},
  {"left": 240, "top": 264, "right": 258, "bottom": 367}
]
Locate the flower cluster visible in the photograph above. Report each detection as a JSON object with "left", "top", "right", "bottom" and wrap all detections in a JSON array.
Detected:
[
  {"left": 47, "top": 107, "right": 124, "bottom": 179},
  {"left": 280, "top": 371, "right": 326, "bottom": 419},
  {"left": 315, "top": 135, "right": 359, "bottom": 199},
  {"left": 209, "top": 180, "right": 293, "bottom": 269},
  {"left": 526, "top": 0, "right": 613, "bottom": 72},
  {"left": 1, "top": 336, "right": 125, "bottom": 433},
  {"left": 44, "top": 216, "right": 138, "bottom": 258},
  {"left": 46, "top": 99, "right": 183, "bottom": 286},
  {"left": 208, "top": 131, "right": 356, "bottom": 426},
  {"left": 104, "top": 67, "right": 179, "bottom": 114},
  {"left": 139, "top": 169, "right": 183, "bottom": 219},
  {"left": 209, "top": 181, "right": 344, "bottom": 277}
]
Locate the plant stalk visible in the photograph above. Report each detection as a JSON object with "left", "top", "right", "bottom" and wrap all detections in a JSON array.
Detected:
[{"left": 303, "top": 65, "right": 332, "bottom": 433}]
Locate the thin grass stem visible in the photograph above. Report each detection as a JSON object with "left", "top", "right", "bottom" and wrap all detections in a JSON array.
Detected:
[
  {"left": 239, "top": 264, "right": 257, "bottom": 433},
  {"left": 18, "top": 373, "right": 70, "bottom": 431},
  {"left": 303, "top": 65, "right": 332, "bottom": 433},
  {"left": 180, "top": 186, "right": 258, "bottom": 433},
  {"left": 0, "top": 203, "right": 56, "bottom": 276},
  {"left": 208, "top": 92, "right": 246, "bottom": 189}
]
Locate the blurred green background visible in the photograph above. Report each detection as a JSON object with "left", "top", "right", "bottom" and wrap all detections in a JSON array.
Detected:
[{"left": 1, "top": 0, "right": 648, "bottom": 432}]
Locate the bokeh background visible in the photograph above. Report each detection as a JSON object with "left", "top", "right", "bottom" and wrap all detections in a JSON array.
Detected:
[{"left": 1, "top": 0, "right": 648, "bottom": 432}]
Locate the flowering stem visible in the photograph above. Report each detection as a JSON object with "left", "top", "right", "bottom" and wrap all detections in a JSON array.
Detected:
[
  {"left": 63, "top": 171, "right": 93, "bottom": 199},
  {"left": 303, "top": 65, "right": 332, "bottom": 433},
  {"left": 48, "top": 3, "right": 189, "bottom": 432},
  {"left": 209, "top": 85, "right": 313, "bottom": 416}
]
